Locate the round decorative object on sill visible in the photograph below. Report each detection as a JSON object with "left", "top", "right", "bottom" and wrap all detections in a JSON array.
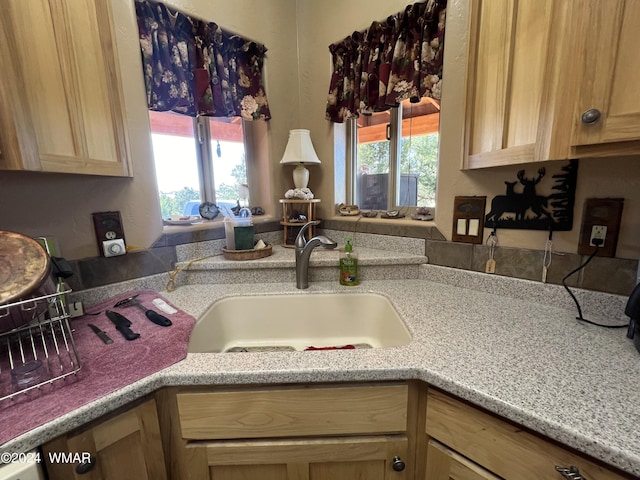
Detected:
[
  {"left": 338, "top": 203, "right": 360, "bottom": 216},
  {"left": 199, "top": 202, "right": 219, "bottom": 220}
]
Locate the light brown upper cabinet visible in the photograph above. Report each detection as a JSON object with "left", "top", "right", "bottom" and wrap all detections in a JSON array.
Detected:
[
  {"left": 571, "top": 0, "right": 640, "bottom": 155},
  {"left": 463, "top": 0, "right": 640, "bottom": 169},
  {"left": 0, "top": 0, "right": 131, "bottom": 176}
]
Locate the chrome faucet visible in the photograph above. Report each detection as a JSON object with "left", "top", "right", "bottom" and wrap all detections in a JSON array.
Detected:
[{"left": 295, "top": 221, "right": 337, "bottom": 289}]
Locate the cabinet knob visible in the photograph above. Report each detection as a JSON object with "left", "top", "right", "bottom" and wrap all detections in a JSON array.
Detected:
[
  {"left": 392, "top": 456, "right": 406, "bottom": 471},
  {"left": 555, "top": 465, "right": 587, "bottom": 480},
  {"left": 581, "top": 108, "right": 601, "bottom": 125},
  {"left": 75, "top": 455, "right": 97, "bottom": 475}
]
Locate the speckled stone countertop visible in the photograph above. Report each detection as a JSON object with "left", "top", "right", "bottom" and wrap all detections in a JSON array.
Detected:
[{"left": 2, "top": 265, "right": 639, "bottom": 477}]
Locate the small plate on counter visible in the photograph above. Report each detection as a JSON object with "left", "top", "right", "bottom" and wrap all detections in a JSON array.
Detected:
[{"left": 163, "top": 216, "right": 203, "bottom": 226}]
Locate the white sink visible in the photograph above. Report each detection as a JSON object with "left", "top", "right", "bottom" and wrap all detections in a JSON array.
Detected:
[{"left": 188, "top": 293, "right": 412, "bottom": 353}]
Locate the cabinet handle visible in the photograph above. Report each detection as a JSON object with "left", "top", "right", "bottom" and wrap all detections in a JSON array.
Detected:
[
  {"left": 75, "top": 455, "right": 97, "bottom": 475},
  {"left": 555, "top": 465, "right": 587, "bottom": 480},
  {"left": 392, "top": 456, "right": 406, "bottom": 471},
  {"left": 581, "top": 109, "right": 601, "bottom": 125}
]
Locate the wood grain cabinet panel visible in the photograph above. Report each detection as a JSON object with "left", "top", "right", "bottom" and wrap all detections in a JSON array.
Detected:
[
  {"left": 177, "top": 384, "right": 408, "bottom": 440},
  {"left": 0, "top": 0, "right": 131, "bottom": 176},
  {"left": 424, "top": 388, "right": 632, "bottom": 480},
  {"left": 463, "top": 0, "right": 640, "bottom": 169},
  {"left": 425, "top": 439, "right": 501, "bottom": 480},
  {"left": 570, "top": 0, "right": 640, "bottom": 153},
  {"left": 464, "top": 0, "right": 560, "bottom": 169},
  {"left": 159, "top": 383, "right": 416, "bottom": 480},
  {"left": 42, "top": 399, "right": 167, "bottom": 480},
  {"left": 201, "top": 436, "right": 409, "bottom": 480}
]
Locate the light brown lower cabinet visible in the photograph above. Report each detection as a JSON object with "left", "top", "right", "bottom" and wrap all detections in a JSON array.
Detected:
[
  {"left": 423, "top": 388, "right": 634, "bottom": 480},
  {"left": 156, "top": 382, "right": 418, "bottom": 480},
  {"left": 36, "top": 383, "right": 637, "bottom": 480},
  {"left": 197, "top": 436, "right": 408, "bottom": 480},
  {"left": 42, "top": 398, "right": 167, "bottom": 480},
  {"left": 425, "top": 439, "right": 501, "bottom": 480}
]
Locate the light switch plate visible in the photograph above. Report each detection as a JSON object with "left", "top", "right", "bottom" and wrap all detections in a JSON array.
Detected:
[{"left": 452, "top": 196, "right": 486, "bottom": 244}]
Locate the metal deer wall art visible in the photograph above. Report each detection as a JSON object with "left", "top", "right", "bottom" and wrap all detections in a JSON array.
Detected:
[{"left": 485, "top": 160, "right": 578, "bottom": 231}]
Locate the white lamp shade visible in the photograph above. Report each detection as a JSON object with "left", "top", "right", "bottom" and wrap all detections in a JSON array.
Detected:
[
  {"left": 280, "top": 129, "right": 321, "bottom": 189},
  {"left": 280, "top": 129, "right": 321, "bottom": 166}
]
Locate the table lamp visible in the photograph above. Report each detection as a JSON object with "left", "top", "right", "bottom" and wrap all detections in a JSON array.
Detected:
[{"left": 280, "top": 129, "right": 321, "bottom": 189}]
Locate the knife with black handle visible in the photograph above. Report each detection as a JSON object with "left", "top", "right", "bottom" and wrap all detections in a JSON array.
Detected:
[
  {"left": 113, "top": 295, "right": 172, "bottom": 327},
  {"left": 144, "top": 309, "right": 172, "bottom": 327},
  {"left": 106, "top": 310, "right": 140, "bottom": 341},
  {"left": 88, "top": 323, "right": 113, "bottom": 344}
]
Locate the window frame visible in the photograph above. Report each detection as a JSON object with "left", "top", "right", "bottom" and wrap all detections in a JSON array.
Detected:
[
  {"left": 149, "top": 112, "right": 268, "bottom": 220},
  {"left": 195, "top": 116, "right": 251, "bottom": 207},
  {"left": 346, "top": 101, "right": 438, "bottom": 215}
]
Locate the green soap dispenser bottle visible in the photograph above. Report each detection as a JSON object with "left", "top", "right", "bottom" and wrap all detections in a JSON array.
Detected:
[{"left": 339, "top": 238, "right": 359, "bottom": 286}]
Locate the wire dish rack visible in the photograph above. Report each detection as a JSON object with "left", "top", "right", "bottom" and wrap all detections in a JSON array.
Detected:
[{"left": 0, "top": 288, "right": 82, "bottom": 402}]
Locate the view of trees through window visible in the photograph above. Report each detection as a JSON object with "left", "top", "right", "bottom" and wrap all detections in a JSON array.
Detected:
[
  {"left": 357, "top": 133, "right": 439, "bottom": 207},
  {"left": 148, "top": 111, "right": 247, "bottom": 219},
  {"left": 355, "top": 97, "right": 440, "bottom": 211}
]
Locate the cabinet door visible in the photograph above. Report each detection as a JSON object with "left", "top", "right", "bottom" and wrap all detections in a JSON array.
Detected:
[
  {"left": 571, "top": 0, "right": 640, "bottom": 152},
  {"left": 0, "top": 3, "right": 41, "bottom": 171},
  {"left": 3, "top": 0, "right": 131, "bottom": 176},
  {"left": 425, "top": 389, "right": 630, "bottom": 480},
  {"left": 464, "top": 0, "right": 555, "bottom": 169},
  {"left": 425, "top": 440, "right": 500, "bottom": 480},
  {"left": 195, "top": 436, "right": 410, "bottom": 480},
  {"left": 43, "top": 399, "right": 167, "bottom": 480}
]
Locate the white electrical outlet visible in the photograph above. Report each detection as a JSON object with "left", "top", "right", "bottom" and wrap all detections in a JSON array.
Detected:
[{"left": 589, "top": 225, "right": 607, "bottom": 247}]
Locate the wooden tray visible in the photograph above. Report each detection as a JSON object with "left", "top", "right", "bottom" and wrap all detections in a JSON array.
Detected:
[{"left": 222, "top": 244, "right": 273, "bottom": 261}]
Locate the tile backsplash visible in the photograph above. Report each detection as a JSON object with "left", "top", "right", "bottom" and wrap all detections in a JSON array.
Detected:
[
  {"left": 426, "top": 239, "right": 638, "bottom": 295},
  {"left": 67, "top": 220, "right": 638, "bottom": 296}
]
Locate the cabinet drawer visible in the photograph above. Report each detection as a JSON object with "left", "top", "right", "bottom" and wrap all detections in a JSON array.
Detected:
[
  {"left": 425, "top": 389, "right": 630, "bottom": 480},
  {"left": 177, "top": 383, "right": 408, "bottom": 440}
]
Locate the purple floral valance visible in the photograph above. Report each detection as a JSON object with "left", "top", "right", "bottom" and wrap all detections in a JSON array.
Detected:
[
  {"left": 135, "top": 0, "right": 271, "bottom": 120},
  {"left": 326, "top": 0, "right": 446, "bottom": 123}
]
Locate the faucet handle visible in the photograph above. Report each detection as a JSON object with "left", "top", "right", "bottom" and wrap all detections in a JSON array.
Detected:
[{"left": 295, "top": 221, "right": 321, "bottom": 248}]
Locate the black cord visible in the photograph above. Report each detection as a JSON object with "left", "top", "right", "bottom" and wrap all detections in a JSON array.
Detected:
[{"left": 562, "top": 246, "right": 629, "bottom": 329}]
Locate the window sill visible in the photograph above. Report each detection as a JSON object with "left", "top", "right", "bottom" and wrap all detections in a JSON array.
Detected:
[
  {"left": 322, "top": 215, "right": 444, "bottom": 240},
  {"left": 152, "top": 215, "right": 279, "bottom": 248}
]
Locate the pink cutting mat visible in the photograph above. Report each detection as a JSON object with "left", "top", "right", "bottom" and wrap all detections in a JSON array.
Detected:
[{"left": 0, "top": 290, "right": 195, "bottom": 446}]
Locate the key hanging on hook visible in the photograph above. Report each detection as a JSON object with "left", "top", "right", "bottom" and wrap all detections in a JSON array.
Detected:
[
  {"left": 485, "top": 228, "right": 498, "bottom": 274},
  {"left": 542, "top": 225, "right": 553, "bottom": 283}
]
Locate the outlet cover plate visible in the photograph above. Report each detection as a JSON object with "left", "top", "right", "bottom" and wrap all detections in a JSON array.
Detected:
[
  {"left": 92, "top": 211, "right": 126, "bottom": 257},
  {"left": 578, "top": 198, "right": 623, "bottom": 257}
]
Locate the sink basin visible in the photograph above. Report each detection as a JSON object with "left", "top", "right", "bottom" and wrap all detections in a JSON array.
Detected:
[{"left": 188, "top": 293, "right": 412, "bottom": 353}]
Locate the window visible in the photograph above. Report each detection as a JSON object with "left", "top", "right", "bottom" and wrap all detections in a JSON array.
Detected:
[
  {"left": 149, "top": 111, "right": 248, "bottom": 219},
  {"left": 349, "top": 97, "right": 440, "bottom": 213}
]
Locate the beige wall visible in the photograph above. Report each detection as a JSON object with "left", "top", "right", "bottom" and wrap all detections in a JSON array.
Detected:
[{"left": 0, "top": 0, "right": 638, "bottom": 261}]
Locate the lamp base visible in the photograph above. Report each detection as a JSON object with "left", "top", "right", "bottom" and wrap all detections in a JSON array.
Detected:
[{"left": 292, "top": 164, "right": 310, "bottom": 189}]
